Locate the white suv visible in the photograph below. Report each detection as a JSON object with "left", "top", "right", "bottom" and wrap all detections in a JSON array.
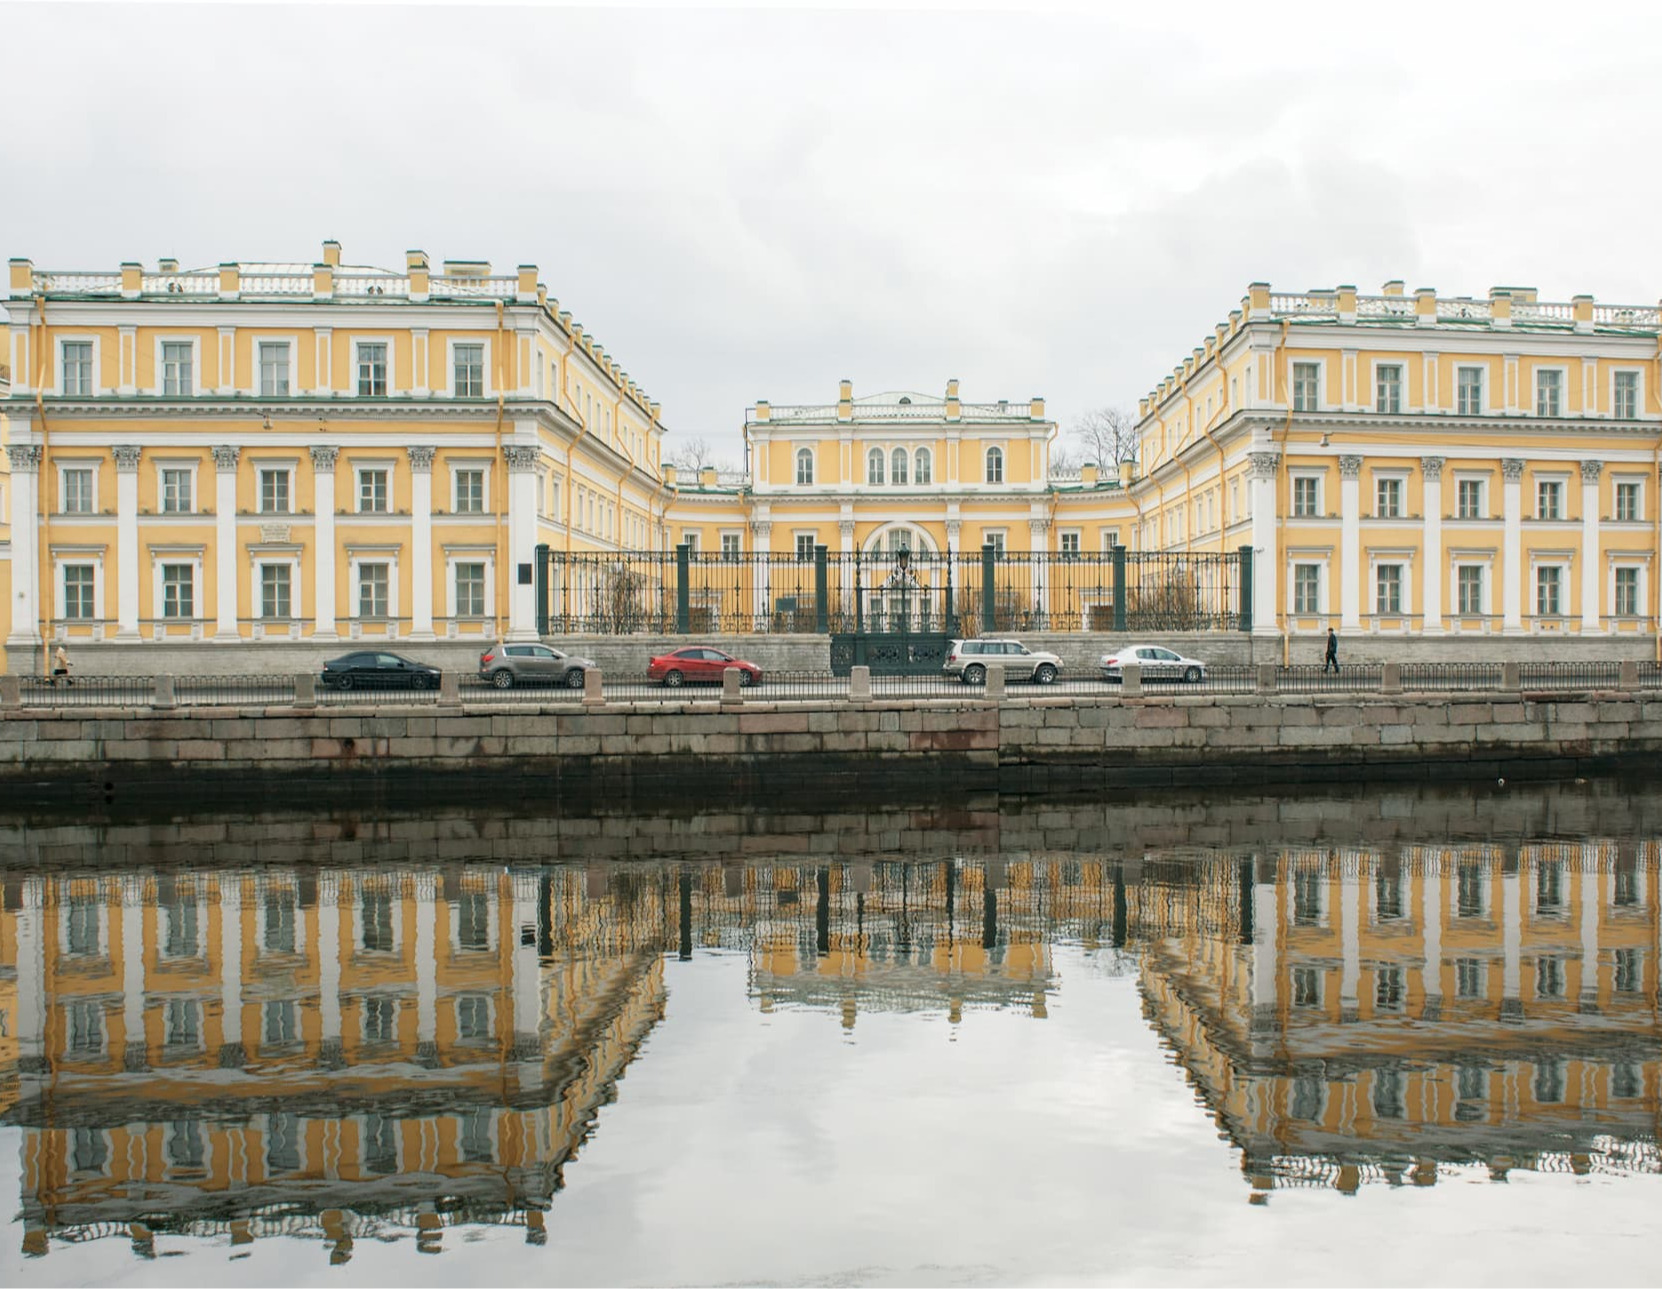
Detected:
[{"left": 943, "top": 638, "right": 1063, "bottom": 685}]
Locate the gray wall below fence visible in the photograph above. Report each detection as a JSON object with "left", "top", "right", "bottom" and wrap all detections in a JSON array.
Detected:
[{"left": 9, "top": 629, "right": 1657, "bottom": 679}]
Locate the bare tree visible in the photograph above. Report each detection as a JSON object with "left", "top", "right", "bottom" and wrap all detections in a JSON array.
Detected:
[
  {"left": 672, "top": 435, "right": 738, "bottom": 474},
  {"left": 1070, "top": 407, "right": 1139, "bottom": 470}
]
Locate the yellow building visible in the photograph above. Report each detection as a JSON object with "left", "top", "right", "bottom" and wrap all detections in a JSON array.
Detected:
[
  {"left": 2, "top": 243, "right": 667, "bottom": 665},
  {"left": 1133, "top": 283, "right": 1662, "bottom": 645}
]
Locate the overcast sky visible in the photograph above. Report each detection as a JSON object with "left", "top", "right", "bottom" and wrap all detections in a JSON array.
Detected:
[{"left": 8, "top": 0, "right": 1662, "bottom": 464}]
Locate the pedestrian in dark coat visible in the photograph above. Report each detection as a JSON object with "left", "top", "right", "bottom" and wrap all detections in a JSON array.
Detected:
[{"left": 1323, "top": 628, "right": 1340, "bottom": 674}]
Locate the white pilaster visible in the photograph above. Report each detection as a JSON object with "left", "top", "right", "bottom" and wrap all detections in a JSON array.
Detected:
[
  {"left": 1247, "top": 451, "right": 1279, "bottom": 635},
  {"left": 1340, "top": 863, "right": 1360, "bottom": 1017},
  {"left": 415, "top": 872, "right": 437, "bottom": 1051},
  {"left": 1580, "top": 460, "right": 1602, "bottom": 633},
  {"left": 1503, "top": 863, "right": 1522, "bottom": 1014},
  {"left": 409, "top": 446, "right": 436, "bottom": 640},
  {"left": 318, "top": 872, "right": 342, "bottom": 1054},
  {"left": 751, "top": 520, "right": 773, "bottom": 633},
  {"left": 1421, "top": 853, "right": 1443, "bottom": 1010},
  {"left": 311, "top": 446, "right": 338, "bottom": 639},
  {"left": 219, "top": 877, "right": 243, "bottom": 1052},
  {"left": 839, "top": 515, "right": 856, "bottom": 616},
  {"left": 121, "top": 878, "right": 146, "bottom": 1064},
  {"left": 1502, "top": 459, "right": 1524, "bottom": 633},
  {"left": 504, "top": 443, "right": 540, "bottom": 640},
  {"left": 1421, "top": 457, "right": 1444, "bottom": 633},
  {"left": 7, "top": 446, "right": 41, "bottom": 645},
  {"left": 1579, "top": 845, "right": 1600, "bottom": 1006},
  {"left": 114, "top": 445, "right": 142, "bottom": 639},
  {"left": 1029, "top": 517, "right": 1049, "bottom": 624},
  {"left": 511, "top": 871, "right": 542, "bottom": 1072},
  {"left": 213, "top": 445, "right": 240, "bottom": 640},
  {"left": 1252, "top": 873, "right": 1278, "bottom": 1011},
  {"left": 16, "top": 876, "right": 45, "bottom": 1076},
  {"left": 1339, "top": 455, "right": 1362, "bottom": 631}
]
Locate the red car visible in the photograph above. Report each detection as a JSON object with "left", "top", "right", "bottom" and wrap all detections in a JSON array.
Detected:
[{"left": 647, "top": 646, "right": 762, "bottom": 688}]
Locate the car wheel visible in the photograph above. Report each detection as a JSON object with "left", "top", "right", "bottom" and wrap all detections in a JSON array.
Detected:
[
  {"left": 738, "top": 670, "right": 754, "bottom": 688},
  {"left": 1034, "top": 663, "right": 1057, "bottom": 685},
  {"left": 565, "top": 668, "right": 586, "bottom": 690},
  {"left": 1183, "top": 666, "right": 1202, "bottom": 684},
  {"left": 491, "top": 669, "right": 515, "bottom": 689},
  {"left": 336, "top": 674, "right": 354, "bottom": 691},
  {"left": 964, "top": 663, "right": 986, "bottom": 686},
  {"left": 664, "top": 669, "right": 684, "bottom": 688},
  {"left": 411, "top": 673, "right": 432, "bottom": 690}
]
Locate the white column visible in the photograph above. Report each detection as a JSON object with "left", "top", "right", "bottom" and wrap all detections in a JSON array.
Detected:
[
  {"left": 1502, "top": 458, "right": 1525, "bottom": 633},
  {"left": 1339, "top": 455, "right": 1363, "bottom": 632},
  {"left": 751, "top": 520, "right": 773, "bottom": 633},
  {"left": 218, "top": 876, "right": 244, "bottom": 1066},
  {"left": 213, "top": 445, "right": 240, "bottom": 640},
  {"left": 1029, "top": 517, "right": 1049, "bottom": 625},
  {"left": 408, "top": 446, "right": 436, "bottom": 640},
  {"left": 505, "top": 443, "right": 540, "bottom": 640},
  {"left": 7, "top": 445, "right": 41, "bottom": 645},
  {"left": 121, "top": 876, "right": 147, "bottom": 1070},
  {"left": 1421, "top": 456, "right": 1444, "bottom": 634},
  {"left": 1252, "top": 868, "right": 1278, "bottom": 1013},
  {"left": 311, "top": 446, "right": 338, "bottom": 639},
  {"left": 1247, "top": 451, "right": 1279, "bottom": 635},
  {"left": 1580, "top": 460, "right": 1602, "bottom": 633},
  {"left": 1421, "top": 853, "right": 1443, "bottom": 1017},
  {"left": 16, "top": 875, "right": 46, "bottom": 1077},
  {"left": 1579, "top": 845, "right": 1600, "bottom": 1009},
  {"left": 415, "top": 872, "right": 438, "bottom": 1064},
  {"left": 114, "top": 445, "right": 142, "bottom": 639},
  {"left": 318, "top": 872, "right": 343, "bottom": 1066},
  {"left": 511, "top": 871, "right": 542, "bottom": 1075},
  {"left": 840, "top": 517, "right": 857, "bottom": 620},
  {"left": 1502, "top": 859, "right": 1522, "bottom": 1019},
  {"left": 1340, "top": 861, "right": 1360, "bottom": 1019}
]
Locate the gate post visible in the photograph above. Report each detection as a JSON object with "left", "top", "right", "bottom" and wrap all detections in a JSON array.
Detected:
[
  {"left": 854, "top": 552, "right": 864, "bottom": 635},
  {"left": 1112, "top": 544, "right": 1127, "bottom": 633},
  {"left": 814, "top": 545, "right": 829, "bottom": 634},
  {"left": 1238, "top": 544, "right": 1254, "bottom": 634},
  {"left": 534, "top": 543, "right": 550, "bottom": 636},
  {"left": 981, "top": 544, "right": 996, "bottom": 634},
  {"left": 675, "top": 543, "right": 690, "bottom": 634},
  {"left": 944, "top": 552, "right": 955, "bottom": 636}
]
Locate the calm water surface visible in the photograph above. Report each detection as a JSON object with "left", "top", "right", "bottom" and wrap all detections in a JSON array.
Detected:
[{"left": 1, "top": 781, "right": 1660, "bottom": 1286}]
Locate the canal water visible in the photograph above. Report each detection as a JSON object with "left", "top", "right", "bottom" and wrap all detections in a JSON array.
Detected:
[{"left": 1, "top": 779, "right": 1660, "bottom": 1287}]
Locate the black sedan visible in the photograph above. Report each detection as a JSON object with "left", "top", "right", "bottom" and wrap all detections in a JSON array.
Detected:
[{"left": 320, "top": 650, "right": 442, "bottom": 691}]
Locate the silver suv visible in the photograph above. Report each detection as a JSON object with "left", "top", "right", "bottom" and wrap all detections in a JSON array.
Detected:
[
  {"left": 478, "top": 642, "right": 597, "bottom": 689},
  {"left": 943, "top": 638, "right": 1063, "bottom": 685}
]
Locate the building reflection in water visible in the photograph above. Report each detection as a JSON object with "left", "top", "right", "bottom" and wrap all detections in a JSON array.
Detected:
[{"left": 0, "top": 839, "right": 1657, "bottom": 1262}]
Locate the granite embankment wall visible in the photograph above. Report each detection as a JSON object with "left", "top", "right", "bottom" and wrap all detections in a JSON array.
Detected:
[{"left": 1, "top": 689, "right": 1658, "bottom": 801}]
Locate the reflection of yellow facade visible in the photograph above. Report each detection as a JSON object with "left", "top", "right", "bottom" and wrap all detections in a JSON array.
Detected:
[
  {"left": 1133, "top": 284, "right": 1662, "bottom": 642},
  {"left": 3, "top": 245, "right": 666, "bottom": 652},
  {"left": 1139, "top": 844, "right": 1662, "bottom": 1190}
]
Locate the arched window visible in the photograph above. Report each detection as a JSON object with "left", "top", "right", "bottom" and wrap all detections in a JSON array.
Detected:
[
  {"left": 914, "top": 447, "right": 932, "bottom": 484},
  {"left": 985, "top": 446, "right": 1004, "bottom": 484},
  {"left": 891, "top": 447, "right": 908, "bottom": 485},
  {"left": 795, "top": 448, "right": 814, "bottom": 486},
  {"left": 867, "top": 448, "right": 885, "bottom": 485}
]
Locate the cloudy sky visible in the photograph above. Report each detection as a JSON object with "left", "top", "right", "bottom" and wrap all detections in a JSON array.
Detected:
[{"left": 7, "top": 0, "right": 1662, "bottom": 464}]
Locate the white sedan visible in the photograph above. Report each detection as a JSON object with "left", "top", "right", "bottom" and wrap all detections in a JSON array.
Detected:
[{"left": 1100, "top": 644, "right": 1207, "bottom": 684}]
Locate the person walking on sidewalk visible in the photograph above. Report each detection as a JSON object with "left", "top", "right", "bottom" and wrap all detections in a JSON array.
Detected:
[
  {"left": 51, "top": 644, "right": 73, "bottom": 686},
  {"left": 1323, "top": 628, "right": 1340, "bottom": 674}
]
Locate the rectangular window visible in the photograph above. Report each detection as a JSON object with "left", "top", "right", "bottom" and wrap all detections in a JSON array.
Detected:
[
  {"left": 984, "top": 531, "right": 1005, "bottom": 557},
  {"left": 1536, "top": 956, "right": 1565, "bottom": 999},
  {"left": 63, "top": 565, "right": 96, "bottom": 620},
  {"left": 62, "top": 467, "right": 94, "bottom": 514},
  {"left": 357, "top": 342, "right": 388, "bottom": 396},
  {"left": 1615, "top": 567, "right": 1640, "bottom": 616},
  {"left": 1060, "top": 531, "right": 1081, "bottom": 558},
  {"left": 1457, "top": 566, "right": 1485, "bottom": 616},
  {"left": 266, "top": 1113, "right": 301, "bottom": 1173},
  {"left": 1375, "top": 966, "right": 1405, "bottom": 1011},
  {"left": 457, "top": 995, "right": 491, "bottom": 1042},
  {"left": 66, "top": 897, "right": 100, "bottom": 955},
  {"left": 165, "top": 999, "right": 200, "bottom": 1048},
  {"left": 72, "top": 1128, "right": 109, "bottom": 1175},
  {"left": 259, "top": 342, "right": 291, "bottom": 397},
  {"left": 358, "top": 563, "right": 389, "bottom": 618},
  {"left": 720, "top": 532, "right": 742, "bottom": 560},
  {"left": 795, "top": 533, "right": 815, "bottom": 561},
  {"left": 1536, "top": 566, "right": 1562, "bottom": 617},
  {"left": 1293, "top": 869, "right": 1323, "bottom": 924},
  {"left": 1614, "top": 947, "right": 1642, "bottom": 993},
  {"left": 1375, "top": 364, "right": 1402, "bottom": 414},
  {"left": 1456, "top": 478, "right": 1484, "bottom": 519},
  {"left": 161, "top": 341, "right": 193, "bottom": 396},
  {"left": 1293, "top": 564, "right": 1321, "bottom": 614},
  {"left": 457, "top": 891, "right": 490, "bottom": 950},
  {"left": 1374, "top": 870, "right": 1403, "bottom": 920},
  {"left": 1535, "top": 369, "right": 1562, "bottom": 417},
  {"left": 67, "top": 1001, "right": 103, "bottom": 1054},
  {"left": 1292, "top": 476, "right": 1319, "bottom": 518},
  {"left": 1375, "top": 564, "right": 1402, "bottom": 614},
  {"left": 453, "top": 343, "right": 484, "bottom": 397},
  {"left": 1616, "top": 480, "right": 1641, "bottom": 522},
  {"left": 1375, "top": 477, "right": 1402, "bottom": 518},
  {"left": 1537, "top": 479, "right": 1562, "bottom": 519},
  {"left": 161, "top": 564, "right": 194, "bottom": 619},
  {"left": 362, "top": 997, "right": 397, "bottom": 1043},
  {"left": 263, "top": 890, "right": 296, "bottom": 953},
  {"left": 260, "top": 564, "right": 291, "bottom": 619},
  {"left": 1455, "top": 958, "right": 1485, "bottom": 998},
  {"left": 62, "top": 340, "right": 94, "bottom": 395},
  {"left": 455, "top": 562, "right": 486, "bottom": 617},
  {"left": 259, "top": 468, "right": 291, "bottom": 515},
  {"left": 161, "top": 468, "right": 193, "bottom": 514},
  {"left": 454, "top": 468, "right": 484, "bottom": 514},
  {"left": 1457, "top": 366, "right": 1484, "bottom": 415},
  {"left": 1536, "top": 860, "right": 1564, "bottom": 912},
  {"left": 1457, "top": 863, "right": 1486, "bottom": 918},
  {"left": 1292, "top": 361, "right": 1319, "bottom": 412},
  {"left": 358, "top": 468, "right": 389, "bottom": 514},
  {"left": 362, "top": 890, "right": 394, "bottom": 953},
  {"left": 1614, "top": 370, "right": 1640, "bottom": 419},
  {"left": 1292, "top": 966, "right": 1321, "bottom": 1007}
]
